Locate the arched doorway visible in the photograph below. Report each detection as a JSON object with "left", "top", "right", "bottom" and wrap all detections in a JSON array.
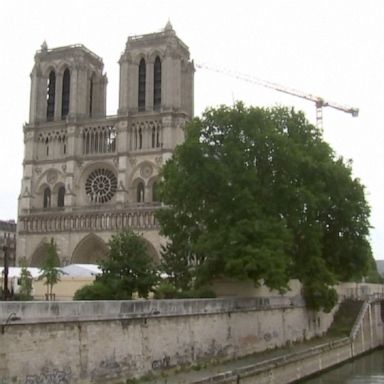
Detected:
[
  {"left": 71, "top": 233, "right": 108, "bottom": 264},
  {"left": 141, "top": 237, "right": 160, "bottom": 265},
  {"left": 30, "top": 240, "right": 60, "bottom": 267}
]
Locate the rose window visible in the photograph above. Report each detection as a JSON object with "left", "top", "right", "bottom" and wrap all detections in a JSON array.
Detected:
[{"left": 85, "top": 168, "right": 117, "bottom": 203}]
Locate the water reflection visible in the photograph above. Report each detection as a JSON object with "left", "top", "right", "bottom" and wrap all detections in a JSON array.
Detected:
[{"left": 300, "top": 349, "right": 384, "bottom": 383}]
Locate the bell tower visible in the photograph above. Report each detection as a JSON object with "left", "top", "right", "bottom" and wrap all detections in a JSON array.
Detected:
[
  {"left": 29, "top": 42, "right": 107, "bottom": 124},
  {"left": 117, "top": 21, "right": 194, "bottom": 155},
  {"left": 118, "top": 21, "right": 194, "bottom": 118}
]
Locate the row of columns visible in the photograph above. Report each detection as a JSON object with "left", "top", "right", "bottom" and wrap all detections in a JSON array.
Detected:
[{"left": 19, "top": 209, "right": 159, "bottom": 234}]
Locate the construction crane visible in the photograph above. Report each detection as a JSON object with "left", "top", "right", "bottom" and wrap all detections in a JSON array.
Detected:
[{"left": 195, "top": 63, "right": 359, "bottom": 130}]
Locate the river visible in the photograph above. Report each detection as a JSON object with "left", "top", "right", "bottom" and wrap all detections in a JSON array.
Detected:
[{"left": 299, "top": 349, "right": 384, "bottom": 383}]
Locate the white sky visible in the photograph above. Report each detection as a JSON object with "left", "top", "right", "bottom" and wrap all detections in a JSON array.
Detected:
[{"left": 0, "top": 0, "right": 383, "bottom": 259}]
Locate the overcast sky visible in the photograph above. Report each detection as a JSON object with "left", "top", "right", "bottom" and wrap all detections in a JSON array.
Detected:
[{"left": 0, "top": 0, "right": 383, "bottom": 259}]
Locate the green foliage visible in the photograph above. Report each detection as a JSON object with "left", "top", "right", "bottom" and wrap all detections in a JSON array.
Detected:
[
  {"left": 159, "top": 242, "right": 193, "bottom": 291},
  {"left": 18, "top": 257, "right": 33, "bottom": 301},
  {"left": 153, "top": 282, "right": 216, "bottom": 299},
  {"left": 153, "top": 282, "right": 179, "bottom": 299},
  {"left": 176, "top": 286, "right": 216, "bottom": 299},
  {"left": 327, "top": 299, "right": 363, "bottom": 337},
  {"left": 302, "top": 277, "right": 338, "bottom": 313},
  {"left": 364, "top": 256, "right": 383, "bottom": 284},
  {"left": 74, "top": 230, "right": 159, "bottom": 300},
  {"left": 38, "top": 238, "right": 62, "bottom": 300},
  {"left": 157, "top": 103, "right": 373, "bottom": 312},
  {"left": 73, "top": 280, "right": 115, "bottom": 300}
]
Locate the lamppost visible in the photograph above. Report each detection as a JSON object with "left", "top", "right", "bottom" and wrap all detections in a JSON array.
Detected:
[{"left": 2, "top": 243, "right": 9, "bottom": 300}]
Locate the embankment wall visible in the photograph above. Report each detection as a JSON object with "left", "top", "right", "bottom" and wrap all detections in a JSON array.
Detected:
[
  {"left": 188, "top": 298, "right": 384, "bottom": 384},
  {"left": 0, "top": 297, "right": 333, "bottom": 383}
]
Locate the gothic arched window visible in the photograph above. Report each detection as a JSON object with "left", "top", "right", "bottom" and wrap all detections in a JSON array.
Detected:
[
  {"left": 61, "top": 68, "right": 70, "bottom": 119},
  {"left": 153, "top": 56, "right": 161, "bottom": 110},
  {"left": 137, "top": 182, "right": 145, "bottom": 203},
  {"left": 58, "top": 186, "right": 65, "bottom": 207},
  {"left": 46, "top": 70, "right": 56, "bottom": 121},
  {"left": 89, "top": 74, "right": 95, "bottom": 117},
  {"left": 85, "top": 168, "right": 117, "bottom": 204},
  {"left": 45, "top": 137, "right": 49, "bottom": 157},
  {"left": 152, "top": 181, "right": 159, "bottom": 202},
  {"left": 151, "top": 126, "right": 156, "bottom": 148},
  {"left": 138, "top": 127, "right": 143, "bottom": 149},
  {"left": 43, "top": 187, "right": 51, "bottom": 208},
  {"left": 138, "top": 58, "right": 146, "bottom": 111}
]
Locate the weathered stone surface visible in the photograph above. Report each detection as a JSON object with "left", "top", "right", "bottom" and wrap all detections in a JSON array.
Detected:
[
  {"left": 17, "top": 23, "right": 194, "bottom": 266},
  {"left": 0, "top": 298, "right": 336, "bottom": 383}
]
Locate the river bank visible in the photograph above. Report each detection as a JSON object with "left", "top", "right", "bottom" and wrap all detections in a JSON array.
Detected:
[{"left": 141, "top": 298, "right": 384, "bottom": 383}]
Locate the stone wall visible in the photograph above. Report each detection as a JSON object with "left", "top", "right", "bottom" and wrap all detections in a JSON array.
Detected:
[
  {"left": 183, "top": 298, "right": 384, "bottom": 384},
  {"left": 0, "top": 298, "right": 335, "bottom": 383}
]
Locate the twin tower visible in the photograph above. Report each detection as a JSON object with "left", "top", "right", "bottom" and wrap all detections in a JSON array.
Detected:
[{"left": 17, "top": 22, "right": 194, "bottom": 266}]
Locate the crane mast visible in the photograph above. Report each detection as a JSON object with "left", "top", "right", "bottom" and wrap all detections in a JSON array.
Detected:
[{"left": 195, "top": 63, "right": 359, "bottom": 129}]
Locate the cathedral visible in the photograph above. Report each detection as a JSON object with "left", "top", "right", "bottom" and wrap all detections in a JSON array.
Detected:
[{"left": 16, "top": 22, "right": 194, "bottom": 266}]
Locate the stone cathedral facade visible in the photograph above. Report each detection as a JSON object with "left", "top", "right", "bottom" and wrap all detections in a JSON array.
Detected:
[{"left": 16, "top": 22, "right": 194, "bottom": 266}]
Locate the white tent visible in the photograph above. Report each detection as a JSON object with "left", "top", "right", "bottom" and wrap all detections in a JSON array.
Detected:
[
  {"left": 0, "top": 265, "right": 101, "bottom": 279},
  {"left": 0, "top": 267, "right": 41, "bottom": 279},
  {"left": 59, "top": 264, "right": 101, "bottom": 277}
]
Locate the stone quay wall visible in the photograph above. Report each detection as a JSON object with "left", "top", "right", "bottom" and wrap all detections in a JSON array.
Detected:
[
  {"left": 0, "top": 297, "right": 335, "bottom": 383},
  {"left": 186, "top": 297, "right": 384, "bottom": 384}
]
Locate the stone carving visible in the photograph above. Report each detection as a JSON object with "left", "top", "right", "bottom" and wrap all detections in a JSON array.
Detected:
[
  {"left": 20, "top": 209, "right": 159, "bottom": 233},
  {"left": 85, "top": 168, "right": 117, "bottom": 203},
  {"left": 23, "top": 186, "right": 32, "bottom": 197},
  {"left": 140, "top": 163, "right": 153, "bottom": 179},
  {"left": 46, "top": 170, "right": 58, "bottom": 185},
  {"left": 40, "top": 41, "right": 48, "bottom": 51},
  {"left": 118, "top": 181, "right": 127, "bottom": 192},
  {"left": 129, "top": 158, "right": 137, "bottom": 166}
]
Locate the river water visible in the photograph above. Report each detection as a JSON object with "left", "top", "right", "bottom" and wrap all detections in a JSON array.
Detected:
[{"left": 299, "top": 349, "right": 384, "bottom": 383}]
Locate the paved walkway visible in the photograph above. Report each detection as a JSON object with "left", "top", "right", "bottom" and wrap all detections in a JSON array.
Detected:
[{"left": 144, "top": 336, "right": 342, "bottom": 383}]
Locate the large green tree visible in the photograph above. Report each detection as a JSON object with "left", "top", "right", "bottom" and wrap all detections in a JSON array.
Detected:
[
  {"left": 74, "top": 230, "right": 159, "bottom": 300},
  {"left": 157, "top": 103, "right": 373, "bottom": 312}
]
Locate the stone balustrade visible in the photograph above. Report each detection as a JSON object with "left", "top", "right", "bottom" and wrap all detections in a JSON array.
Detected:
[{"left": 18, "top": 206, "right": 159, "bottom": 234}]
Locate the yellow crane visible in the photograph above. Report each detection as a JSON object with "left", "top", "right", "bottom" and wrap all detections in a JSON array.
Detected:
[{"left": 195, "top": 63, "right": 359, "bottom": 130}]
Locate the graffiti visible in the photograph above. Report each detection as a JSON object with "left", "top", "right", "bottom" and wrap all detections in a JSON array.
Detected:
[
  {"left": 205, "top": 339, "right": 231, "bottom": 359},
  {"left": 263, "top": 331, "right": 279, "bottom": 342},
  {"left": 99, "top": 358, "right": 121, "bottom": 374},
  {"left": 91, "top": 354, "right": 121, "bottom": 381},
  {"left": 24, "top": 367, "right": 71, "bottom": 384},
  {"left": 264, "top": 332, "right": 272, "bottom": 341},
  {"left": 175, "top": 351, "right": 191, "bottom": 367},
  {"left": 151, "top": 355, "right": 171, "bottom": 370}
]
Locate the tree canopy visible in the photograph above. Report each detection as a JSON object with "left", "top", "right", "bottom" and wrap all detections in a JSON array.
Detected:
[
  {"left": 74, "top": 230, "right": 159, "bottom": 300},
  {"left": 157, "top": 103, "right": 374, "bottom": 312}
]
